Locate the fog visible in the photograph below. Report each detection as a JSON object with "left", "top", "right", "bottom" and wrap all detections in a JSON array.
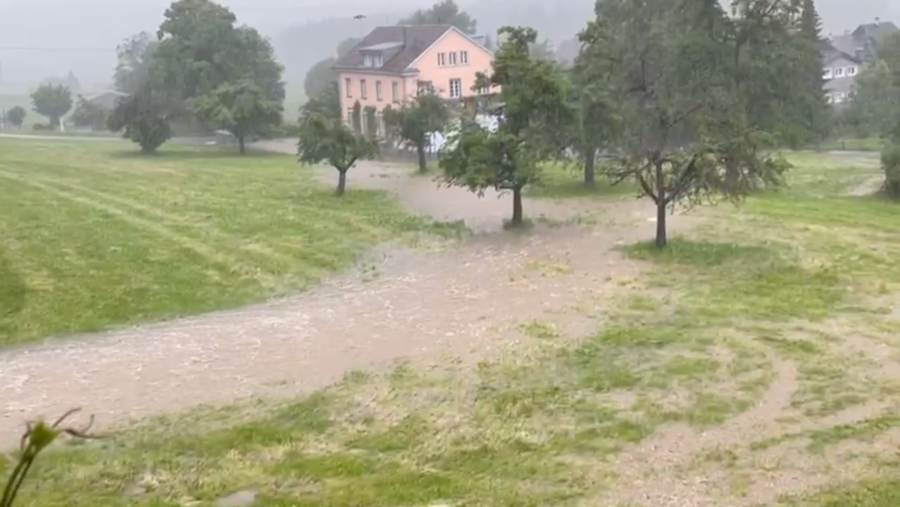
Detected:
[{"left": 0, "top": 0, "right": 896, "bottom": 93}]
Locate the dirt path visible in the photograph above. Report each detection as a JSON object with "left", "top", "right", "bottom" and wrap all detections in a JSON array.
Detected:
[{"left": 0, "top": 145, "right": 678, "bottom": 447}]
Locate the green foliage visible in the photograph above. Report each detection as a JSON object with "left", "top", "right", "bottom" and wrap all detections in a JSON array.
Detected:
[
  {"left": 5, "top": 106, "right": 25, "bottom": 127},
  {"left": 29, "top": 84, "right": 72, "bottom": 129},
  {"left": 113, "top": 32, "right": 158, "bottom": 95},
  {"left": 363, "top": 106, "right": 378, "bottom": 140},
  {"left": 351, "top": 101, "right": 362, "bottom": 134},
  {"left": 297, "top": 114, "right": 378, "bottom": 195},
  {"left": 881, "top": 144, "right": 900, "bottom": 199},
  {"left": 398, "top": 0, "right": 476, "bottom": 34},
  {"left": 191, "top": 80, "right": 283, "bottom": 154},
  {"left": 300, "top": 82, "right": 341, "bottom": 122},
  {"left": 846, "top": 61, "right": 900, "bottom": 138},
  {"left": 70, "top": 97, "right": 109, "bottom": 131},
  {"left": 578, "top": 0, "right": 794, "bottom": 248},
  {"left": 303, "top": 56, "right": 337, "bottom": 99},
  {"left": 1, "top": 409, "right": 93, "bottom": 507},
  {"left": 107, "top": 87, "right": 174, "bottom": 153},
  {"left": 382, "top": 93, "right": 451, "bottom": 173},
  {"left": 152, "top": 0, "right": 284, "bottom": 107},
  {"left": 440, "top": 26, "right": 572, "bottom": 227}
]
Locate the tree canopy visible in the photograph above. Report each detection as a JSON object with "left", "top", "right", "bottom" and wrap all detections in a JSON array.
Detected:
[
  {"left": 5, "top": 106, "right": 26, "bottom": 128},
  {"left": 30, "top": 84, "right": 72, "bottom": 129},
  {"left": 107, "top": 86, "right": 174, "bottom": 154},
  {"left": 578, "top": 0, "right": 794, "bottom": 248},
  {"left": 383, "top": 93, "right": 451, "bottom": 173},
  {"left": 114, "top": 32, "right": 159, "bottom": 95},
  {"left": 398, "top": 0, "right": 477, "bottom": 34},
  {"left": 440, "top": 26, "right": 572, "bottom": 227},
  {"left": 297, "top": 114, "right": 378, "bottom": 196},
  {"left": 192, "top": 81, "right": 283, "bottom": 154}
]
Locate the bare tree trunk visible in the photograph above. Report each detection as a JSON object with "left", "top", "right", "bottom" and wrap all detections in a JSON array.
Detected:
[
  {"left": 655, "top": 159, "right": 667, "bottom": 249},
  {"left": 336, "top": 169, "right": 348, "bottom": 196},
  {"left": 416, "top": 143, "right": 427, "bottom": 173},
  {"left": 511, "top": 186, "right": 524, "bottom": 226},
  {"left": 238, "top": 135, "right": 246, "bottom": 155},
  {"left": 584, "top": 149, "right": 596, "bottom": 186}
]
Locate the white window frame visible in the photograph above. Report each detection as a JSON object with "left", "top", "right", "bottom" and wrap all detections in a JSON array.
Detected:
[
  {"left": 823, "top": 68, "right": 833, "bottom": 80},
  {"left": 392, "top": 82, "right": 399, "bottom": 102},
  {"left": 848, "top": 66, "right": 858, "bottom": 76},
  {"left": 345, "top": 78, "right": 352, "bottom": 97},
  {"left": 834, "top": 67, "right": 844, "bottom": 77},
  {"left": 449, "top": 51, "right": 458, "bottom": 65},
  {"left": 449, "top": 78, "right": 462, "bottom": 99},
  {"left": 437, "top": 52, "right": 446, "bottom": 66},
  {"left": 460, "top": 50, "right": 469, "bottom": 64},
  {"left": 360, "top": 79, "right": 367, "bottom": 99}
]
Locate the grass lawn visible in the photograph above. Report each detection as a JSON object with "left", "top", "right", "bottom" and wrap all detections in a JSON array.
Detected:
[
  {"left": 7, "top": 150, "right": 900, "bottom": 506},
  {"left": 0, "top": 138, "right": 460, "bottom": 347}
]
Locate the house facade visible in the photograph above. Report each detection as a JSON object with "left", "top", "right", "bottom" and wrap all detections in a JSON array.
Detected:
[
  {"left": 821, "top": 20, "right": 898, "bottom": 105},
  {"left": 332, "top": 25, "right": 494, "bottom": 136}
]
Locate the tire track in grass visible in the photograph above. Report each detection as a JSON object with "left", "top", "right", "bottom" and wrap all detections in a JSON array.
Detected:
[
  {"left": 0, "top": 170, "right": 285, "bottom": 288},
  {"left": 3, "top": 162, "right": 400, "bottom": 267}
]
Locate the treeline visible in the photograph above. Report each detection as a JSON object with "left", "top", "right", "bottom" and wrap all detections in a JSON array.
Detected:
[
  {"left": 298, "top": 0, "right": 831, "bottom": 251},
  {"left": 838, "top": 32, "right": 900, "bottom": 198}
]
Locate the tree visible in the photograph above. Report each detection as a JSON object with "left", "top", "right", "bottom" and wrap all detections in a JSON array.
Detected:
[
  {"left": 793, "top": 0, "right": 831, "bottom": 143},
  {"left": 304, "top": 57, "right": 337, "bottom": 99},
  {"left": 108, "top": 86, "right": 174, "bottom": 154},
  {"left": 399, "top": 0, "right": 477, "bottom": 34},
  {"left": 5, "top": 106, "right": 25, "bottom": 128},
  {"left": 30, "top": 84, "right": 72, "bottom": 129},
  {"left": 566, "top": 58, "right": 616, "bottom": 186},
  {"left": 846, "top": 61, "right": 900, "bottom": 137},
  {"left": 529, "top": 39, "right": 555, "bottom": 61},
  {"left": 297, "top": 114, "right": 378, "bottom": 196},
  {"left": 114, "top": 32, "right": 159, "bottom": 95},
  {"left": 71, "top": 97, "right": 109, "bottom": 130},
  {"left": 579, "top": 0, "right": 790, "bottom": 249},
  {"left": 192, "top": 81, "right": 283, "bottom": 154},
  {"left": 300, "top": 82, "right": 341, "bottom": 121},
  {"left": 153, "top": 0, "right": 285, "bottom": 106},
  {"left": 383, "top": 93, "right": 451, "bottom": 173},
  {"left": 440, "top": 26, "right": 572, "bottom": 227}
]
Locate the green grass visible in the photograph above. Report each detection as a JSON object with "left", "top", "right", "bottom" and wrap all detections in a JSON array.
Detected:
[
  {"left": 814, "top": 136, "right": 887, "bottom": 152},
  {"left": 6, "top": 149, "right": 900, "bottom": 506},
  {"left": 527, "top": 160, "right": 637, "bottom": 198},
  {"left": 0, "top": 138, "right": 461, "bottom": 346}
]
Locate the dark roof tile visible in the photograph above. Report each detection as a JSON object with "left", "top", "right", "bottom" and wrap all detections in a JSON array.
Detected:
[{"left": 333, "top": 25, "right": 452, "bottom": 73}]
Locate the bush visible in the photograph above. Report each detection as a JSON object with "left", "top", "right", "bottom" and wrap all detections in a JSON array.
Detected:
[
  {"left": 881, "top": 144, "right": 900, "bottom": 199},
  {"left": 31, "top": 123, "right": 46, "bottom": 131}
]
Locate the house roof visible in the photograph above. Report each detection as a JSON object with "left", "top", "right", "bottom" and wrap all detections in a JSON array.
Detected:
[
  {"left": 852, "top": 21, "right": 899, "bottom": 43},
  {"left": 823, "top": 50, "right": 862, "bottom": 66},
  {"left": 82, "top": 90, "right": 127, "bottom": 110},
  {"left": 333, "top": 25, "right": 453, "bottom": 73}
]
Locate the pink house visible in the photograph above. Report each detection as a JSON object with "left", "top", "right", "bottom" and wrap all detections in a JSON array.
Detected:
[{"left": 332, "top": 25, "right": 495, "bottom": 135}]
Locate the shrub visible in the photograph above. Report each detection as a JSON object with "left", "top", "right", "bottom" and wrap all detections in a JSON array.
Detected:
[{"left": 881, "top": 144, "right": 900, "bottom": 199}]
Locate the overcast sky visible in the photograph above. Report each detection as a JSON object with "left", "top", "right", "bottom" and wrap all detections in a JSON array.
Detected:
[{"left": 0, "top": 0, "right": 896, "bottom": 90}]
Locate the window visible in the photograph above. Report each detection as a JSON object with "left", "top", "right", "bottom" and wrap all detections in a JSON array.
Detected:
[
  {"left": 363, "top": 53, "right": 383, "bottom": 68},
  {"left": 834, "top": 92, "right": 846, "bottom": 103},
  {"left": 417, "top": 81, "right": 434, "bottom": 95},
  {"left": 437, "top": 52, "right": 447, "bottom": 66},
  {"left": 848, "top": 66, "right": 858, "bottom": 76},
  {"left": 360, "top": 79, "right": 367, "bottom": 99},
  {"left": 477, "top": 86, "right": 490, "bottom": 95},
  {"left": 392, "top": 82, "right": 399, "bottom": 102},
  {"left": 823, "top": 68, "right": 833, "bottom": 80},
  {"left": 449, "top": 51, "right": 458, "bottom": 65},
  {"left": 460, "top": 50, "right": 469, "bottom": 64},
  {"left": 449, "top": 78, "right": 462, "bottom": 98},
  {"left": 345, "top": 78, "right": 352, "bottom": 97},
  {"left": 376, "top": 81, "right": 383, "bottom": 101},
  {"left": 347, "top": 108, "right": 354, "bottom": 123},
  {"left": 834, "top": 67, "right": 844, "bottom": 77}
]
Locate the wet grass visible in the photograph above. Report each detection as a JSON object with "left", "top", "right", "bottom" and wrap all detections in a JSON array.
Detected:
[
  {"left": 0, "top": 137, "right": 463, "bottom": 346},
  {"left": 6, "top": 150, "right": 900, "bottom": 506},
  {"left": 527, "top": 160, "right": 637, "bottom": 199}
]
